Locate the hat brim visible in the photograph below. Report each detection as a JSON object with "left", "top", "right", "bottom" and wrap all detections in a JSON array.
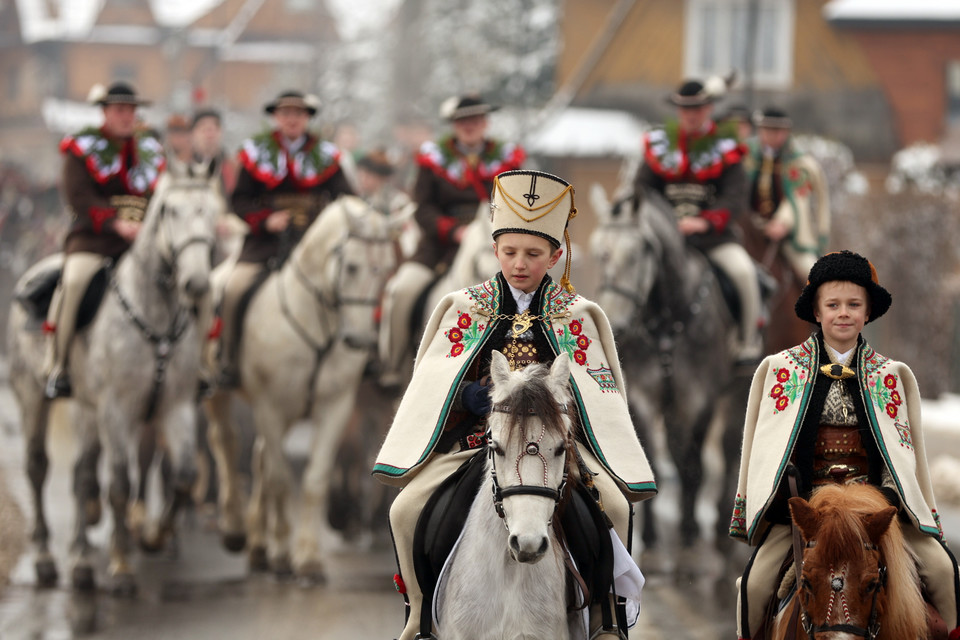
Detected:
[
  {"left": 448, "top": 104, "right": 498, "bottom": 121},
  {"left": 97, "top": 96, "right": 151, "bottom": 107},
  {"left": 264, "top": 99, "right": 318, "bottom": 116},
  {"left": 667, "top": 93, "right": 715, "bottom": 107},
  {"left": 753, "top": 115, "right": 793, "bottom": 129},
  {"left": 795, "top": 280, "right": 892, "bottom": 324}
]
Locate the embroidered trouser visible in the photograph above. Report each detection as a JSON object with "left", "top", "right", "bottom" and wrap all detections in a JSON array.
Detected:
[
  {"left": 378, "top": 261, "right": 434, "bottom": 385},
  {"left": 389, "top": 446, "right": 631, "bottom": 640},
  {"left": 737, "top": 523, "right": 960, "bottom": 638},
  {"left": 44, "top": 252, "right": 105, "bottom": 377},
  {"left": 707, "top": 242, "right": 762, "bottom": 359}
]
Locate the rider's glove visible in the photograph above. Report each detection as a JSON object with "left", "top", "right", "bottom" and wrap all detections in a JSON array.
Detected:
[{"left": 461, "top": 377, "right": 492, "bottom": 416}]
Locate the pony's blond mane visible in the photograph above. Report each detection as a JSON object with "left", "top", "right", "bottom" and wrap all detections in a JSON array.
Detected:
[{"left": 807, "top": 484, "right": 927, "bottom": 640}]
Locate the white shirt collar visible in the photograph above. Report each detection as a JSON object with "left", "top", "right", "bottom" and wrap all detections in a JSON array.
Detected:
[
  {"left": 507, "top": 283, "right": 535, "bottom": 314},
  {"left": 282, "top": 134, "right": 307, "bottom": 153},
  {"left": 826, "top": 343, "right": 856, "bottom": 366}
]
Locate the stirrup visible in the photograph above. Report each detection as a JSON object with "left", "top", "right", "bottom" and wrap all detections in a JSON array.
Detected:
[
  {"left": 414, "top": 634, "right": 438, "bottom": 640},
  {"left": 44, "top": 370, "right": 72, "bottom": 399}
]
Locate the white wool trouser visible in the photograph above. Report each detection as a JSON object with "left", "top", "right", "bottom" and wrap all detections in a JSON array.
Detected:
[
  {"left": 737, "top": 523, "right": 960, "bottom": 638},
  {"left": 389, "top": 445, "right": 631, "bottom": 640},
  {"left": 378, "top": 262, "right": 434, "bottom": 382},
  {"left": 707, "top": 242, "right": 762, "bottom": 355},
  {"left": 782, "top": 245, "right": 818, "bottom": 285},
  {"left": 44, "top": 252, "right": 105, "bottom": 376}
]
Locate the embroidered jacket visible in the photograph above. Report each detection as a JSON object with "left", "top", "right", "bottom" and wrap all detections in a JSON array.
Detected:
[
  {"left": 730, "top": 334, "right": 943, "bottom": 546},
  {"left": 232, "top": 130, "right": 353, "bottom": 263},
  {"left": 59, "top": 126, "right": 165, "bottom": 257},
  {"left": 373, "top": 273, "right": 656, "bottom": 501},
  {"left": 410, "top": 136, "right": 524, "bottom": 268},
  {"left": 635, "top": 121, "right": 747, "bottom": 251},
  {"left": 743, "top": 137, "right": 830, "bottom": 277}
]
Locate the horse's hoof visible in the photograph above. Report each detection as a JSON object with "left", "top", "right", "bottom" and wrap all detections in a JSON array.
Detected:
[
  {"left": 271, "top": 555, "right": 293, "bottom": 579},
  {"left": 71, "top": 565, "right": 96, "bottom": 592},
  {"left": 85, "top": 498, "right": 102, "bottom": 526},
  {"left": 110, "top": 574, "right": 138, "bottom": 598},
  {"left": 35, "top": 558, "right": 59, "bottom": 588},
  {"left": 139, "top": 529, "right": 165, "bottom": 554},
  {"left": 221, "top": 532, "right": 247, "bottom": 554},
  {"left": 248, "top": 546, "right": 269, "bottom": 573},
  {"left": 295, "top": 560, "right": 326, "bottom": 586}
]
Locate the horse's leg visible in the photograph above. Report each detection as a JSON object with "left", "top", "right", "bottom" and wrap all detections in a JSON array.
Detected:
[
  {"left": 294, "top": 353, "right": 367, "bottom": 581},
  {"left": 22, "top": 392, "right": 58, "bottom": 588},
  {"left": 715, "top": 376, "right": 751, "bottom": 562},
  {"left": 203, "top": 391, "right": 246, "bottom": 552},
  {"left": 245, "top": 434, "right": 269, "bottom": 572},
  {"left": 250, "top": 398, "right": 294, "bottom": 576},
  {"left": 128, "top": 420, "right": 156, "bottom": 546},
  {"left": 627, "top": 394, "right": 663, "bottom": 566},
  {"left": 69, "top": 408, "right": 101, "bottom": 591},
  {"left": 98, "top": 406, "right": 137, "bottom": 597},
  {"left": 140, "top": 401, "right": 197, "bottom": 554}
]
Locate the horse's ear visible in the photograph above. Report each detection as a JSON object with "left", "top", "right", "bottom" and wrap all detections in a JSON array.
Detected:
[
  {"left": 590, "top": 183, "right": 610, "bottom": 225},
  {"left": 490, "top": 350, "right": 511, "bottom": 387},
  {"left": 863, "top": 506, "right": 897, "bottom": 546},
  {"left": 549, "top": 352, "right": 570, "bottom": 387},
  {"left": 788, "top": 496, "right": 820, "bottom": 542}
]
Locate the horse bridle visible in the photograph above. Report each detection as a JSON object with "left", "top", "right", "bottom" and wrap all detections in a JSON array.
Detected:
[
  {"left": 154, "top": 199, "right": 217, "bottom": 291},
  {"left": 487, "top": 403, "right": 569, "bottom": 526},
  {"left": 799, "top": 546, "right": 888, "bottom": 640}
]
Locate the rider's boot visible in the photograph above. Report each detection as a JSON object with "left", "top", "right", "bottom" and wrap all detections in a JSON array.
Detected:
[
  {"left": 709, "top": 243, "right": 764, "bottom": 367},
  {"left": 377, "top": 261, "right": 434, "bottom": 391},
  {"left": 43, "top": 253, "right": 102, "bottom": 399},
  {"left": 215, "top": 262, "right": 261, "bottom": 390}
]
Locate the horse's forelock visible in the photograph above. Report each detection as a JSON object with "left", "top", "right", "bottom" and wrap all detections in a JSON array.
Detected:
[{"left": 498, "top": 367, "right": 571, "bottom": 446}]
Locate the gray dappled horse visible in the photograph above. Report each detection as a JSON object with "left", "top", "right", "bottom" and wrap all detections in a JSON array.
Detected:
[
  {"left": 7, "top": 169, "right": 222, "bottom": 594},
  {"left": 589, "top": 183, "right": 749, "bottom": 574},
  {"left": 203, "top": 195, "right": 402, "bottom": 580}
]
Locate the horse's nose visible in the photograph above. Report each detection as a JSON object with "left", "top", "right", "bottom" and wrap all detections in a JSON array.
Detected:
[
  {"left": 184, "top": 275, "right": 209, "bottom": 299},
  {"left": 509, "top": 533, "right": 549, "bottom": 563}
]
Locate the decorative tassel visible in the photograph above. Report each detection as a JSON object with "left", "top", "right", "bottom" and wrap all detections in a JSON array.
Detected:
[{"left": 560, "top": 204, "right": 578, "bottom": 294}]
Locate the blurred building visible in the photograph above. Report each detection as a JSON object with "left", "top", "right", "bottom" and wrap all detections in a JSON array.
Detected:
[
  {"left": 552, "top": 0, "right": 960, "bottom": 162},
  {"left": 0, "top": 0, "right": 341, "bottom": 183}
]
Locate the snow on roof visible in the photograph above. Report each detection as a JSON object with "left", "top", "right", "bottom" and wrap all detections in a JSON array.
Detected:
[
  {"left": 526, "top": 108, "right": 648, "bottom": 158},
  {"left": 824, "top": 0, "right": 960, "bottom": 23}
]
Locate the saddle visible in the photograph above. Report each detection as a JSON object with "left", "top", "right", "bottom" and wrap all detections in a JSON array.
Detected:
[
  {"left": 411, "top": 450, "right": 617, "bottom": 636},
  {"left": 706, "top": 259, "right": 776, "bottom": 324},
  {"left": 15, "top": 259, "right": 111, "bottom": 332}
]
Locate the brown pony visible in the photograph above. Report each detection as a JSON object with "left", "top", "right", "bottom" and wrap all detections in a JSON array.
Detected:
[
  {"left": 770, "top": 483, "right": 927, "bottom": 640},
  {"left": 739, "top": 219, "right": 814, "bottom": 355}
]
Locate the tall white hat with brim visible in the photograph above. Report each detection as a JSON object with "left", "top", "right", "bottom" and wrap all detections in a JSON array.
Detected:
[{"left": 490, "top": 169, "right": 578, "bottom": 293}]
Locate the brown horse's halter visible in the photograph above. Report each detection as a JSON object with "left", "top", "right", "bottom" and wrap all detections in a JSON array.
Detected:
[
  {"left": 488, "top": 403, "right": 569, "bottom": 525},
  {"left": 799, "top": 548, "right": 887, "bottom": 640}
]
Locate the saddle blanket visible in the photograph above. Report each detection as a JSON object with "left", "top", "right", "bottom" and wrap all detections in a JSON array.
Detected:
[{"left": 432, "top": 528, "right": 644, "bottom": 638}]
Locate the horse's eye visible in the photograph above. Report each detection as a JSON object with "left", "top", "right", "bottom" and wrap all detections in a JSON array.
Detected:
[
  {"left": 344, "top": 264, "right": 359, "bottom": 277},
  {"left": 865, "top": 579, "right": 879, "bottom": 594},
  {"left": 491, "top": 442, "right": 504, "bottom": 457},
  {"left": 553, "top": 445, "right": 565, "bottom": 458},
  {"left": 800, "top": 577, "right": 812, "bottom": 593}
]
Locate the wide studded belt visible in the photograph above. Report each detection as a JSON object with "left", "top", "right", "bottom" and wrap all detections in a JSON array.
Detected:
[{"left": 812, "top": 424, "right": 869, "bottom": 486}]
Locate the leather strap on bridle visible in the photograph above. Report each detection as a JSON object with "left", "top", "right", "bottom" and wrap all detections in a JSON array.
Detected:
[{"left": 786, "top": 464, "right": 805, "bottom": 640}]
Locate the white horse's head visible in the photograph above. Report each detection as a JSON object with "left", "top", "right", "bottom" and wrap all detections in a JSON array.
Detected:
[
  {"left": 589, "top": 183, "right": 661, "bottom": 333},
  {"left": 145, "top": 167, "right": 223, "bottom": 307},
  {"left": 298, "top": 195, "right": 400, "bottom": 350},
  {"left": 487, "top": 350, "right": 573, "bottom": 564},
  {"left": 450, "top": 204, "right": 500, "bottom": 287}
]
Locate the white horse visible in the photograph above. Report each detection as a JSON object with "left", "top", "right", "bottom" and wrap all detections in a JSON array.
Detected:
[
  {"left": 7, "top": 169, "right": 223, "bottom": 594},
  {"left": 437, "top": 350, "right": 580, "bottom": 639},
  {"left": 204, "top": 195, "right": 402, "bottom": 579},
  {"left": 423, "top": 204, "right": 499, "bottom": 314}
]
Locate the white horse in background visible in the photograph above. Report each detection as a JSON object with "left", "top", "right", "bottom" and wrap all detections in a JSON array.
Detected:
[
  {"left": 204, "top": 195, "right": 402, "bottom": 579},
  {"left": 7, "top": 169, "right": 222, "bottom": 594},
  {"left": 437, "top": 351, "right": 578, "bottom": 639},
  {"left": 424, "top": 203, "right": 499, "bottom": 314}
]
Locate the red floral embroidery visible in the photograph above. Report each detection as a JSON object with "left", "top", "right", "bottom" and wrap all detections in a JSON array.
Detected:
[
  {"left": 776, "top": 396, "right": 789, "bottom": 411},
  {"left": 458, "top": 313, "right": 472, "bottom": 329},
  {"left": 884, "top": 374, "right": 897, "bottom": 389},
  {"left": 788, "top": 167, "right": 800, "bottom": 181},
  {"left": 447, "top": 328, "right": 463, "bottom": 342},
  {"left": 569, "top": 319, "right": 582, "bottom": 335},
  {"left": 890, "top": 390, "right": 902, "bottom": 406},
  {"left": 886, "top": 402, "right": 898, "bottom": 418},
  {"left": 574, "top": 350, "right": 587, "bottom": 365},
  {"left": 770, "top": 383, "right": 784, "bottom": 398},
  {"left": 576, "top": 335, "right": 590, "bottom": 350},
  {"left": 450, "top": 343, "right": 464, "bottom": 357},
  {"left": 776, "top": 368, "right": 790, "bottom": 382}
]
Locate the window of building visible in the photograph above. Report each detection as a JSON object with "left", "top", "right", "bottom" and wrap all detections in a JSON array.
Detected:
[
  {"left": 684, "top": 0, "right": 795, "bottom": 90},
  {"left": 948, "top": 60, "right": 960, "bottom": 126}
]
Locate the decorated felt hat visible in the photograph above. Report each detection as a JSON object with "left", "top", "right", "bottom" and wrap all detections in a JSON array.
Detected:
[
  {"left": 166, "top": 113, "right": 190, "bottom": 133},
  {"left": 191, "top": 108, "right": 222, "bottom": 129},
  {"left": 719, "top": 103, "right": 751, "bottom": 123},
  {"left": 439, "top": 94, "right": 499, "bottom": 121},
  {"left": 88, "top": 82, "right": 151, "bottom": 107},
  {"left": 667, "top": 72, "right": 734, "bottom": 107},
  {"left": 263, "top": 90, "right": 320, "bottom": 116},
  {"left": 794, "top": 250, "right": 892, "bottom": 324},
  {"left": 753, "top": 106, "right": 793, "bottom": 129},
  {"left": 357, "top": 149, "right": 394, "bottom": 177},
  {"left": 490, "top": 169, "right": 578, "bottom": 292}
]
